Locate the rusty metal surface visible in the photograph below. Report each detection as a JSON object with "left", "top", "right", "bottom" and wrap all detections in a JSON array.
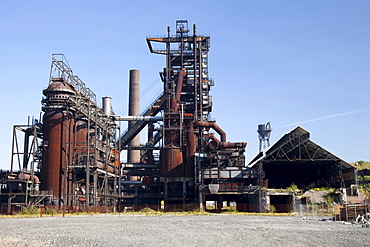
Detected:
[
  {"left": 196, "top": 121, "right": 226, "bottom": 142},
  {"left": 41, "top": 109, "right": 74, "bottom": 202},
  {"left": 159, "top": 146, "right": 183, "bottom": 177}
]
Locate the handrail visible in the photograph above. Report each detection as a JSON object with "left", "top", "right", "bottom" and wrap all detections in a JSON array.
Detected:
[{"left": 50, "top": 54, "right": 97, "bottom": 103}]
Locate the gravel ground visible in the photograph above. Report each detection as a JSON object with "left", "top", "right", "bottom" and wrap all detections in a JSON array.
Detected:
[{"left": 0, "top": 214, "right": 369, "bottom": 247}]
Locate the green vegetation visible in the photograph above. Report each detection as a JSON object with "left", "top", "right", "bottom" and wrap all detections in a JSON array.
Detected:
[
  {"left": 311, "top": 187, "right": 335, "bottom": 193},
  {"left": 21, "top": 206, "right": 39, "bottom": 216},
  {"left": 269, "top": 205, "right": 276, "bottom": 214},
  {"left": 325, "top": 196, "right": 333, "bottom": 204},
  {"left": 352, "top": 160, "right": 370, "bottom": 170},
  {"left": 354, "top": 160, "right": 370, "bottom": 199},
  {"left": 224, "top": 206, "right": 237, "bottom": 213},
  {"left": 139, "top": 207, "right": 157, "bottom": 213},
  {"left": 358, "top": 175, "right": 370, "bottom": 182},
  {"left": 286, "top": 184, "right": 299, "bottom": 191},
  {"left": 359, "top": 184, "right": 370, "bottom": 198}
]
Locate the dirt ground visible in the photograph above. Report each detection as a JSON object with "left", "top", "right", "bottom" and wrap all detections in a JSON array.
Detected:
[{"left": 0, "top": 214, "right": 369, "bottom": 247}]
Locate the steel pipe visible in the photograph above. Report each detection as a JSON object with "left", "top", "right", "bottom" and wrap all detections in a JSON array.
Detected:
[
  {"left": 196, "top": 121, "right": 226, "bottom": 142},
  {"left": 114, "top": 116, "right": 163, "bottom": 121}
]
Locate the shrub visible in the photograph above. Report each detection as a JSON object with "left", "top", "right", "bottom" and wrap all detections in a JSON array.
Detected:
[
  {"left": 287, "top": 184, "right": 299, "bottom": 191},
  {"left": 269, "top": 204, "right": 276, "bottom": 214}
]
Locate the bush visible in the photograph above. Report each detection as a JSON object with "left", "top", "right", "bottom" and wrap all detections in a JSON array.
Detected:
[
  {"left": 287, "top": 184, "right": 299, "bottom": 191},
  {"left": 269, "top": 205, "right": 276, "bottom": 214},
  {"left": 22, "top": 206, "right": 39, "bottom": 215},
  {"left": 355, "top": 161, "right": 370, "bottom": 170},
  {"left": 139, "top": 207, "right": 157, "bottom": 213}
]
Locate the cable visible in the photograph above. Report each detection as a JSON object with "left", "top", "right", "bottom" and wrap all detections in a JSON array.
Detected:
[{"left": 117, "top": 77, "right": 161, "bottom": 116}]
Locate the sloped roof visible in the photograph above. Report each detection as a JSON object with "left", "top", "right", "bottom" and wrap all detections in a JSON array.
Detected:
[
  {"left": 248, "top": 126, "right": 353, "bottom": 170},
  {"left": 248, "top": 126, "right": 355, "bottom": 188}
]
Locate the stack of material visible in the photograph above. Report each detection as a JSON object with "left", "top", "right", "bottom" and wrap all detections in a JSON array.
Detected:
[{"left": 336, "top": 204, "right": 370, "bottom": 221}]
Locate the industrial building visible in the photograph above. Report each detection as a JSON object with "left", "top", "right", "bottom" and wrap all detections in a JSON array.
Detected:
[{"left": 0, "top": 20, "right": 358, "bottom": 214}]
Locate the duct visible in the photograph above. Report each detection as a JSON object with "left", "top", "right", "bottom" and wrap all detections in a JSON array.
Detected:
[
  {"left": 219, "top": 142, "right": 247, "bottom": 149},
  {"left": 196, "top": 121, "right": 226, "bottom": 142},
  {"left": 170, "top": 70, "right": 186, "bottom": 112},
  {"left": 114, "top": 116, "right": 163, "bottom": 121},
  {"left": 204, "top": 133, "right": 220, "bottom": 143},
  {"left": 175, "top": 70, "right": 186, "bottom": 101},
  {"left": 117, "top": 93, "right": 166, "bottom": 149},
  {"left": 18, "top": 172, "right": 40, "bottom": 183},
  {"left": 208, "top": 140, "right": 247, "bottom": 151},
  {"left": 18, "top": 172, "right": 40, "bottom": 192}
]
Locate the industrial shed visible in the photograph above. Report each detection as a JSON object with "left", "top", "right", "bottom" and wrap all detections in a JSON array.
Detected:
[
  {"left": 249, "top": 126, "right": 356, "bottom": 190},
  {"left": 248, "top": 126, "right": 357, "bottom": 212}
]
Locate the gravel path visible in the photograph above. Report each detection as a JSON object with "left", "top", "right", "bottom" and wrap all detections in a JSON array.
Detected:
[{"left": 0, "top": 214, "right": 369, "bottom": 247}]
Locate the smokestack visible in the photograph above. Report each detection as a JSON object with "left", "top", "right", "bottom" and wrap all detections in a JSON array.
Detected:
[
  {"left": 128, "top": 69, "right": 141, "bottom": 164},
  {"left": 102, "top": 97, "right": 112, "bottom": 116}
]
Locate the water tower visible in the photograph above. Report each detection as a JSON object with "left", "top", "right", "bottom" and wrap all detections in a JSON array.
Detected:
[{"left": 257, "top": 122, "right": 272, "bottom": 152}]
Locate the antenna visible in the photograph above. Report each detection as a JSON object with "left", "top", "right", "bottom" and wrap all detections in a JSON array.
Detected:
[{"left": 257, "top": 122, "right": 272, "bottom": 152}]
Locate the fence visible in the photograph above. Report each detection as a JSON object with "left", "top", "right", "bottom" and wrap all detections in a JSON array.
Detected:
[{"left": 294, "top": 202, "right": 370, "bottom": 222}]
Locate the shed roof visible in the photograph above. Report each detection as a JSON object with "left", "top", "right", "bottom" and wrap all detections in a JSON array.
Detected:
[
  {"left": 248, "top": 126, "right": 355, "bottom": 188},
  {"left": 249, "top": 126, "right": 353, "bottom": 169}
]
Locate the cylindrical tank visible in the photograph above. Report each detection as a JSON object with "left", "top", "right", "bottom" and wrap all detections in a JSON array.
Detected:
[
  {"left": 159, "top": 145, "right": 183, "bottom": 177},
  {"left": 185, "top": 123, "right": 196, "bottom": 177},
  {"left": 42, "top": 109, "right": 74, "bottom": 203},
  {"left": 41, "top": 78, "right": 76, "bottom": 204},
  {"left": 257, "top": 122, "right": 272, "bottom": 139}
]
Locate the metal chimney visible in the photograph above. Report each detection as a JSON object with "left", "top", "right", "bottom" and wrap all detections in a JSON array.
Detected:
[
  {"left": 128, "top": 69, "right": 141, "bottom": 164},
  {"left": 102, "top": 97, "right": 112, "bottom": 116}
]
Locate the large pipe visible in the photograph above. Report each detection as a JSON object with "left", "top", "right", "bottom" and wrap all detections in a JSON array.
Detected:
[
  {"left": 204, "top": 133, "right": 220, "bottom": 143},
  {"left": 170, "top": 70, "right": 186, "bottom": 112},
  {"left": 175, "top": 70, "right": 185, "bottom": 101},
  {"left": 19, "top": 172, "right": 40, "bottom": 183},
  {"left": 115, "top": 116, "right": 163, "bottom": 121},
  {"left": 196, "top": 121, "right": 226, "bottom": 142},
  {"left": 128, "top": 70, "right": 141, "bottom": 165},
  {"left": 19, "top": 172, "right": 40, "bottom": 193},
  {"left": 208, "top": 141, "right": 247, "bottom": 150}
]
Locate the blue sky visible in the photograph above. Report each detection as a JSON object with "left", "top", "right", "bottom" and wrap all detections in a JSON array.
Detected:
[{"left": 1, "top": 1, "right": 369, "bottom": 170}]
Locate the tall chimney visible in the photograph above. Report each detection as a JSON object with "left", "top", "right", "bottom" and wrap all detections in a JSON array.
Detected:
[{"left": 128, "top": 69, "right": 141, "bottom": 164}]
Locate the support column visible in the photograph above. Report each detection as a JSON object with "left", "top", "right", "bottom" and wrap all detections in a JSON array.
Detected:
[
  {"left": 217, "top": 196, "right": 223, "bottom": 212},
  {"left": 199, "top": 193, "right": 205, "bottom": 212},
  {"left": 93, "top": 169, "right": 98, "bottom": 208}
]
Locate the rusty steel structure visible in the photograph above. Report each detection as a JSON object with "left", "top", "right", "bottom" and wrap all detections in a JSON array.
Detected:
[
  {"left": 118, "top": 20, "right": 256, "bottom": 211},
  {"left": 0, "top": 20, "right": 258, "bottom": 213},
  {"left": 1, "top": 20, "right": 357, "bottom": 214},
  {"left": 1, "top": 55, "right": 120, "bottom": 213},
  {"left": 42, "top": 54, "right": 120, "bottom": 209}
]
